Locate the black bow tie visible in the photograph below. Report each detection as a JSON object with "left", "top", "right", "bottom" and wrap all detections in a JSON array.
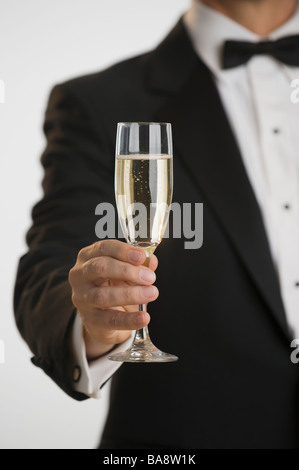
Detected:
[{"left": 222, "top": 34, "right": 299, "bottom": 69}]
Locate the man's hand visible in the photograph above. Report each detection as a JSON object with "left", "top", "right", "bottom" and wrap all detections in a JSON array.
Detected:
[{"left": 68, "top": 240, "right": 158, "bottom": 360}]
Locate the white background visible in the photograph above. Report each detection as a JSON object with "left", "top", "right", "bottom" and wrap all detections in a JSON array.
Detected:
[{"left": 0, "top": 0, "right": 190, "bottom": 449}]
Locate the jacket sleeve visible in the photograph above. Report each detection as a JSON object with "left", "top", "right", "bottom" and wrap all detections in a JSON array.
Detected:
[{"left": 14, "top": 81, "right": 115, "bottom": 400}]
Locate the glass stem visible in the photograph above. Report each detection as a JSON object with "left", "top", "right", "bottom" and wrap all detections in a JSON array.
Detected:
[{"left": 133, "top": 304, "right": 152, "bottom": 345}]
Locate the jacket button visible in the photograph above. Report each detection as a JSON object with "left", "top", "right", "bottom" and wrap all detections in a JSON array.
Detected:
[{"left": 73, "top": 366, "right": 81, "bottom": 382}]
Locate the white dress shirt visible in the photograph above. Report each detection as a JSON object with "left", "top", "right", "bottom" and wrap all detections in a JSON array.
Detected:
[{"left": 72, "top": 0, "right": 299, "bottom": 398}]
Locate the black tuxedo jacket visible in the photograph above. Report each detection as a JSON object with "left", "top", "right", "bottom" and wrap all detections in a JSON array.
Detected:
[{"left": 14, "top": 20, "right": 299, "bottom": 449}]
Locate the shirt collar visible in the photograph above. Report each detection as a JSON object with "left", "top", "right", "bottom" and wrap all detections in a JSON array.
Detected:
[{"left": 183, "top": 0, "right": 299, "bottom": 84}]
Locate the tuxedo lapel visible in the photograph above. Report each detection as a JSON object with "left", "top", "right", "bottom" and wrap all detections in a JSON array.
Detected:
[{"left": 148, "top": 20, "right": 288, "bottom": 337}]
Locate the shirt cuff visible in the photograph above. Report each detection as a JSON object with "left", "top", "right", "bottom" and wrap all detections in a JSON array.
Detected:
[{"left": 71, "top": 312, "right": 133, "bottom": 399}]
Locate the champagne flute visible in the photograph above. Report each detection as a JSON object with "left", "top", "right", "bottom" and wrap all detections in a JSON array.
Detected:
[{"left": 108, "top": 122, "right": 178, "bottom": 362}]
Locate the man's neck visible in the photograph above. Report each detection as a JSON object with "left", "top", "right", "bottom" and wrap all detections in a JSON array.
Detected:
[{"left": 200, "top": 0, "right": 298, "bottom": 36}]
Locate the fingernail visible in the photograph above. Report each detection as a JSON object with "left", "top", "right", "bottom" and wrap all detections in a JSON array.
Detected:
[
  {"left": 128, "top": 250, "right": 143, "bottom": 263},
  {"left": 140, "top": 286, "right": 156, "bottom": 299},
  {"left": 139, "top": 268, "right": 155, "bottom": 283}
]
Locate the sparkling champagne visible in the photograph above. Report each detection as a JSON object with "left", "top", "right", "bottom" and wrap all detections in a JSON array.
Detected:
[
  {"left": 115, "top": 154, "right": 173, "bottom": 257},
  {"left": 109, "top": 122, "right": 178, "bottom": 363}
]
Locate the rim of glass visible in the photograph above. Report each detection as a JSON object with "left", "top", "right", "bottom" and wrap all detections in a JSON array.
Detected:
[{"left": 117, "top": 122, "right": 171, "bottom": 126}]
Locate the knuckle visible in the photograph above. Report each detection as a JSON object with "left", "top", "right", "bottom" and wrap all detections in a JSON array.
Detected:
[
  {"left": 95, "top": 240, "right": 105, "bottom": 256},
  {"left": 87, "top": 241, "right": 101, "bottom": 260},
  {"left": 93, "top": 287, "right": 106, "bottom": 307},
  {"left": 94, "top": 257, "right": 108, "bottom": 276},
  {"left": 71, "top": 291, "right": 80, "bottom": 308},
  {"left": 123, "top": 288, "right": 133, "bottom": 305},
  {"left": 68, "top": 267, "right": 78, "bottom": 286},
  {"left": 108, "top": 310, "right": 119, "bottom": 330},
  {"left": 68, "top": 268, "right": 74, "bottom": 284},
  {"left": 121, "top": 262, "right": 131, "bottom": 280},
  {"left": 78, "top": 248, "right": 86, "bottom": 260}
]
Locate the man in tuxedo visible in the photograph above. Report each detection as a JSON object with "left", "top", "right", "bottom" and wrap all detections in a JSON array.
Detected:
[{"left": 14, "top": 0, "right": 299, "bottom": 448}]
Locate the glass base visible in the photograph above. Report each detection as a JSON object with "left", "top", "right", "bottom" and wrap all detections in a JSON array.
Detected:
[{"left": 108, "top": 343, "right": 178, "bottom": 363}]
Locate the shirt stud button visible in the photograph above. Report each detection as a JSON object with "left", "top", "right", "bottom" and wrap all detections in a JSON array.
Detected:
[
  {"left": 273, "top": 128, "right": 281, "bottom": 134},
  {"left": 283, "top": 204, "right": 291, "bottom": 210},
  {"left": 295, "top": 282, "right": 299, "bottom": 288}
]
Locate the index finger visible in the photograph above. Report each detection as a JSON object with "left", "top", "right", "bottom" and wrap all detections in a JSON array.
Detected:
[{"left": 79, "top": 239, "right": 157, "bottom": 268}]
